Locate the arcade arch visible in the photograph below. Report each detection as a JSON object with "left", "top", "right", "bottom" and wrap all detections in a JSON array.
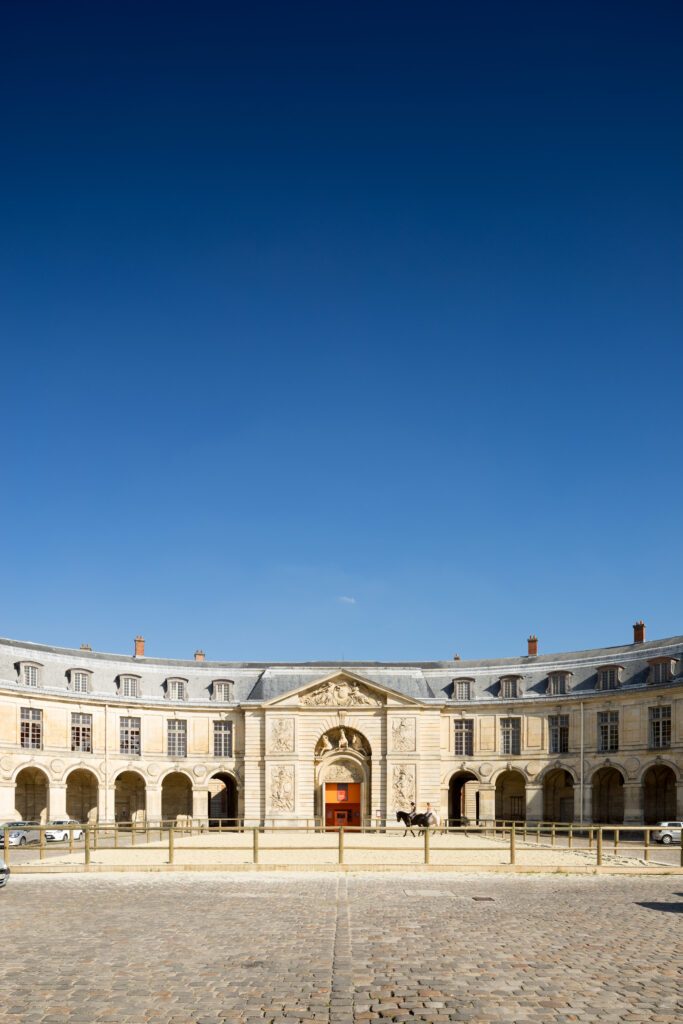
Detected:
[
  {"left": 66, "top": 768, "right": 99, "bottom": 823},
  {"left": 448, "top": 770, "right": 479, "bottom": 823},
  {"left": 161, "top": 771, "right": 192, "bottom": 822},
  {"left": 495, "top": 770, "right": 526, "bottom": 821},
  {"left": 114, "top": 770, "right": 146, "bottom": 824},
  {"left": 543, "top": 769, "right": 575, "bottom": 822},
  {"left": 15, "top": 766, "right": 49, "bottom": 822},
  {"left": 315, "top": 727, "right": 370, "bottom": 828},
  {"left": 208, "top": 772, "right": 238, "bottom": 825},
  {"left": 642, "top": 764, "right": 676, "bottom": 824},
  {"left": 592, "top": 766, "right": 624, "bottom": 824}
]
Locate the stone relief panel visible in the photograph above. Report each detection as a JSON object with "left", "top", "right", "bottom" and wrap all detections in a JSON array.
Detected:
[
  {"left": 300, "top": 678, "right": 382, "bottom": 707},
  {"left": 324, "top": 761, "right": 363, "bottom": 783},
  {"left": 391, "top": 717, "right": 416, "bottom": 752},
  {"left": 269, "top": 717, "right": 295, "bottom": 753},
  {"left": 270, "top": 765, "right": 295, "bottom": 812},
  {"left": 392, "top": 764, "right": 416, "bottom": 810}
]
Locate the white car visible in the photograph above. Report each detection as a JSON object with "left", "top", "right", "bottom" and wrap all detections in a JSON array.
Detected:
[
  {"left": 0, "top": 821, "right": 40, "bottom": 846},
  {"left": 651, "top": 821, "right": 682, "bottom": 845},
  {"left": 45, "top": 820, "right": 84, "bottom": 842}
]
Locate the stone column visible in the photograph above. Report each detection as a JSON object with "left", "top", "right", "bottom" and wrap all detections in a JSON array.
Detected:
[
  {"left": 146, "top": 786, "right": 162, "bottom": 823},
  {"left": 573, "top": 782, "right": 588, "bottom": 824},
  {"left": 525, "top": 784, "right": 543, "bottom": 823},
  {"left": 478, "top": 784, "right": 495, "bottom": 823},
  {"left": 623, "top": 782, "right": 642, "bottom": 825},
  {"left": 192, "top": 787, "right": 210, "bottom": 822},
  {"left": 0, "top": 782, "right": 16, "bottom": 820},
  {"left": 49, "top": 784, "right": 67, "bottom": 819}
]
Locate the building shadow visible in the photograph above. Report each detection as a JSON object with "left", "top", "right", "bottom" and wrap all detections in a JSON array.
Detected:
[{"left": 636, "top": 894, "right": 683, "bottom": 914}]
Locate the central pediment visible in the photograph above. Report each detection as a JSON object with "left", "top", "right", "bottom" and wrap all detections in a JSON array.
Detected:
[{"left": 262, "top": 669, "right": 421, "bottom": 708}]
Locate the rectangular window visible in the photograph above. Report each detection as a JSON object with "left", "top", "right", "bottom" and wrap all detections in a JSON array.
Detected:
[
  {"left": 598, "top": 711, "right": 619, "bottom": 752},
  {"left": 71, "top": 712, "right": 92, "bottom": 753},
  {"left": 20, "top": 707, "right": 42, "bottom": 749},
  {"left": 213, "top": 720, "right": 233, "bottom": 758},
  {"left": 23, "top": 665, "right": 38, "bottom": 687},
  {"left": 652, "top": 662, "right": 670, "bottom": 685},
  {"left": 168, "top": 719, "right": 187, "bottom": 757},
  {"left": 454, "top": 719, "right": 474, "bottom": 757},
  {"left": 120, "top": 716, "right": 141, "bottom": 756},
  {"left": 649, "top": 706, "right": 671, "bottom": 749},
  {"left": 168, "top": 680, "right": 187, "bottom": 701},
  {"left": 548, "top": 674, "right": 567, "bottom": 696},
  {"left": 72, "top": 671, "right": 89, "bottom": 694},
  {"left": 549, "top": 714, "right": 569, "bottom": 754},
  {"left": 599, "top": 669, "right": 618, "bottom": 690},
  {"left": 500, "top": 678, "right": 519, "bottom": 699},
  {"left": 454, "top": 680, "right": 471, "bottom": 701},
  {"left": 213, "top": 682, "right": 232, "bottom": 702},
  {"left": 121, "top": 676, "right": 139, "bottom": 698},
  {"left": 501, "top": 717, "right": 521, "bottom": 756}
]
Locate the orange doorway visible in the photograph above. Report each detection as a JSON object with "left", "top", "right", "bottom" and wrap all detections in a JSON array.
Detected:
[{"left": 325, "top": 782, "right": 361, "bottom": 828}]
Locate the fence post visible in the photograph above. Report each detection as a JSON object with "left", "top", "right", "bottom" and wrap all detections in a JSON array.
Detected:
[
  {"left": 252, "top": 827, "right": 259, "bottom": 865},
  {"left": 131, "top": 824, "right": 136, "bottom": 846},
  {"left": 551, "top": 823, "right": 556, "bottom": 847},
  {"left": 596, "top": 828, "right": 603, "bottom": 866},
  {"left": 523, "top": 821, "right": 527, "bottom": 842},
  {"left": 84, "top": 825, "right": 91, "bottom": 866},
  {"left": 588, "top": 827, "right": 593, "bottom": 850},
  {"left": 4, "top": 826, "right": 9, "bottom": 865},
  {"left": 568, "top": 824, "right": 573, "bottom": 849},
  {"left": 92, "top": 823, "right": 98, "bottom": 850},
  {"left": 424, "top": 826, "right": 431, "bottom": 865},
  {"left": 680, "top": 833, "right": 683, "bottom": 868},
  {"left": 114, "top": 824, "right": 118, "bottom": 849},
  {"left": 510, "top": 823, "right": 516, "bottom": 865},
  {"left": 39, "top": 826, "right": 46, "bottom": 861},
  {"left": 614, "top": 829, "right": 619, "bottom": 855},
  {"left": 338, "top": 826, "right": 344, "bottom": 865},
  {"left": 168, "top": 826, "right": 175, "bottom": 864},
  {"left": 643, "top": 828, "right": 649, "bottom": 863},
  {"left": 536, "top": 822, "right": 540, "bottom": 845}
]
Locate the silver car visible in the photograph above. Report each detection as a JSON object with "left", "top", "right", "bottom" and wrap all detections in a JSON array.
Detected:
[
  {"left": 0, "top": 821, "right": 40, "bottom": 846},
  {"left": 45, "top": 820, "right": 84, "bottom": 842},
  {"left": 651, "top": 821, "right": 682, "bottom": 844},
  {"left": 0, "top": 858, "right": 9, "bottom": 888}
]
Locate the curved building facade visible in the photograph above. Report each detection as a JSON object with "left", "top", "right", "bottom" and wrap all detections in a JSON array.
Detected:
[{"left": 1, "top": 623, "right": 681, "bottom": 827}]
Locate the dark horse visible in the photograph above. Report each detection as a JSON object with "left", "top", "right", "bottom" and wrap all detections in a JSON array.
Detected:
[{"left": 396, "top": 810, "right": 433, "bottom": 836}]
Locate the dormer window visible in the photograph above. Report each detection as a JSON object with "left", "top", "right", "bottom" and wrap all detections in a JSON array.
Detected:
[
  {"left": 649, "top": 659, "right": 673, "bottom": 685},
  {"left": 119, "top": 675, "right": 140, "bottom": 699},
  {"left": 597, "top": 666, "right": 621, "bottom": 690},
  {"left": 69, "top": 669, "right": 91, "bottom": 694},
  {"left": 213, "top": 680, "right": 233, "bottom": 702},
  {"left": 547, "top": 672, "right": 570, "bottom": 696},
  {"left": 167, "top": 678, "right": 187, "bottom": 701},
  {"left": 21, "top": 662, "right": 41, "bottom": 688},
  {"left": 500, "top": 676, "right": 521, "bottom": 699},
  {"left": 453, "top": 678, "right": 473, "bottom": 701}
]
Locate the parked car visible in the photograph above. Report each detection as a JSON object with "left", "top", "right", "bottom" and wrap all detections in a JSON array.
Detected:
[
  {"left": 651, "top": 822, "right": 682, "bottom": 844},
  {"left": 0, "top": 857, "right": 9, "bottom": 888},
  {"left": 45, "top": 820, "right": 84, "bottom": 842},
  {"left": 0, "top": 821, "right": 40, "bottom": 846}
]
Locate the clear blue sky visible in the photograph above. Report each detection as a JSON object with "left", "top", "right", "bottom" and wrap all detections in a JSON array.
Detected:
[{"left": 2, "top": 2, "right": 682, "bottom": 662}]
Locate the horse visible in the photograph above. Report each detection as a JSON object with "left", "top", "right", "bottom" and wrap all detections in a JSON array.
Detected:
[{"left": 396, "top": 810, "right": 433, "bottom": 836}]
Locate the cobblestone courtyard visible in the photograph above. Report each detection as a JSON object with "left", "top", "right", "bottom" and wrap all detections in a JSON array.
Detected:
[{"left": 1, "top": 873, "right": 681, "bottom": 1024}]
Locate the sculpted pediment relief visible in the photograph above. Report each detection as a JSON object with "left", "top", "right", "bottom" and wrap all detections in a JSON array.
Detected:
[{"left": 300, "top": 677, "right": 383, "bottom": 708}]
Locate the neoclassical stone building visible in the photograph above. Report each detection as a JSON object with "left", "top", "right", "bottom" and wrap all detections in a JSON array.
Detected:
[{"left": 1, "top": 623, "right": 681, "bottom": 827}]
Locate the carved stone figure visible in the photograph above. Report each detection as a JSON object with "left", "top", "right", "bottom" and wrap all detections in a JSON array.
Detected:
[
  {"left": 391, "top": 717, "right": 415, "bottom": 752},
  {"left": 392, "top": 765, "right": 416, "bottom": 809},
  {"left": 270, "top": 766, "right": 295, "bottom": 811},
  {"left": 301, "top": 678, "right": 382, "bottom": 707},
  {"left": 320, "top": 734, "right": 333, "bottom": 752},
  {"left": 325, "top": 761, "right": 362, "bottom": 783},
  {"left": 338, "top": 728, "right": 349, "bottom": 750},
  {"left": 270, "top": 717, "right": 294, "bottom": 753},
  {"left": 351, "top": 733, "right": 365, "bottom": 752}
]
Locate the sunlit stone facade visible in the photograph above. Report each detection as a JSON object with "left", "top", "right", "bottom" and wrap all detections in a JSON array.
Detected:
[{"left": 1, "top": 625, "right": 681, "bottom": 827}]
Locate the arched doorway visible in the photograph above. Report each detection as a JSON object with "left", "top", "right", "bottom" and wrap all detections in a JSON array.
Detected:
[
  {"left": 66, "top": 769, "right": 99, "bottom": 823},
  {"left": 15, "top": 767, "right": 49, "bottom": 822},
  {"left": 208, "top": 773, "right": 237, "bottom": 826},
  {"left": 642, "top": 765, "right": 676, "bottom": 823},
  {"left": 114, "top": 771, "right": 146, "bottom": 824},
  {"left": 543, "top": 769, "right": 575, "bottom": 822},
  {"left": 448, "top": 771, "right": 479, "bottom": 824},
  {"left": 592, "top": 767, "right": 624, "bottom": 824},
  {"left": 495, "top": 770, "right": 526, "bottom": 821},
  {"left": 161, "top": 772, "right": 192, "bottom": 822},
  {"left": 315, "top": 728, "right": 370, "bottom": 829}
]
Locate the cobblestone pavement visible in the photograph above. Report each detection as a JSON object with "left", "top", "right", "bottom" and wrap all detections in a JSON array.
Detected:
[{"left": 1, "top": 873, "right": 681, "bottom": 1023}]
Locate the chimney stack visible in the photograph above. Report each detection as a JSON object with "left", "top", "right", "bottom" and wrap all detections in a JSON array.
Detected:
[
  {"left": 527, "top": 634, "right": 538, "bottom": 657},
  {"left": 80, "top": 643, "right": 92, "bottom": 651},
  {"left": 194, "top": 649, "right": 205, "bottom": 662},
  {"left": 453, "top": 653, "right": 461, "bottom": 661},
  {"left": 134, "top": 635, "right": 145, "bottom": 658},
  {"left": 633, "top": 620, "right": 645, "bottom": 644}
]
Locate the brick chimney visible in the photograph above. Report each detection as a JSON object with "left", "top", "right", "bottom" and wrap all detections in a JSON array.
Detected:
[
  {"left": 80, "top": 643, "right": 92, "bottom": 651},
  {"left": 633, "top": 620, "right": 646, "bottom": 644},
  {"left": 527, "top": 635, "right": 538, "bottom": 657},
  {"left": 134, "top": 635, "right": 145, "bottom": 658},
  {"left": 453, "top": 653, "right": 461, "bottom": 661},
  {"left": 194, "top": 649, "right": 205, "bottom": 662}
]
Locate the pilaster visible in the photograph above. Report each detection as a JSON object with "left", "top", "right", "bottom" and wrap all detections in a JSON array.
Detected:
[{"left": 525, "top": 783, "right": 543, "bottom": 822}]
